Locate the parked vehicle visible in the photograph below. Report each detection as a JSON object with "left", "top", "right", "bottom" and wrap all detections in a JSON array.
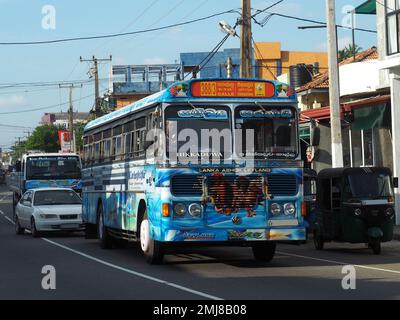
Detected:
[
  {"left": 313, "top": 167, "right": 395, "bottom": 254},
  {"left": 14, "top": 188, "right": 84, "bottom": 237},
  {"left": 8, "top": 153, "right": 82, "bottom": 217},
  {"left": 303, "top": 169, "right": 317, "bottom": 234}
]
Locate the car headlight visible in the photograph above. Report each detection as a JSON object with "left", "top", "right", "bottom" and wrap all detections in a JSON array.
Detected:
[
  {"left": 354, "top": 208, "right": 362, "bottom": 216},
  {"left": 385, "top": 208, "right": 394, "bottom": 216},
  {"left": 188, "top": 203, "right": 202, "bottom": 217},
  {"left": 174, "top": 203, "right": 187, "bottom": 217},
  {"left": 284, "top": 203, "right": 296, "bottom": 216},
  {"left": 39, "top": 214, "right": 58, "bottom": 220},
  {"left": 270, "top": 203, "right": 282, "bottom": 216}
]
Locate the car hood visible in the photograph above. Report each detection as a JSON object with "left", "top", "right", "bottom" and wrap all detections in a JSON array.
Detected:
[{"left": 36, "top": 205, "right": 82, "bottom": 215}]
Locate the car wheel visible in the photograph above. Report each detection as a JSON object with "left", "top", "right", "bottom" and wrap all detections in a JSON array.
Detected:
[
  {"left": 140, "top": 211, "right": 164, "bottom": 264},
  {"left": 252, "top": 242, "right": 276, "bottom": 262},
  {"left": 31, "top": 218, "right": 40, "bottom": 238},
  {"left": 313, "top": 230, "right": 324, "bottom": 250},
  {"left": 97, "top": 205, "right": 113, "bottom": 249},
  {"left": 369, "top": 238, "right": 381, "bottom": 255},
  {"left": 15, "top": 217, "right": 24, "bottom": 235}
]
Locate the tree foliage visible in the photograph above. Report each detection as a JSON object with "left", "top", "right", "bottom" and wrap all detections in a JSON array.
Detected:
[
  {"left": 25, "top": 125, "right": 62, "bottom": 153},
  {"left": 338, "top": 44, "right": 362, "bottom": 62}
]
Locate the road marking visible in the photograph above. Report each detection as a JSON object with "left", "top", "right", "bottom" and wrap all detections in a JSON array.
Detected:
[
  {"left": 277, "top": 251, "right": 400, "bottom": 275},
  {"left": 42, "top": 238, "right": 223, "bottom": 301}
]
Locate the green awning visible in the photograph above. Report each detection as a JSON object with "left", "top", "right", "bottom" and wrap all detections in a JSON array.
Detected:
[
  {"left": 355, "top": 0, "right": 376, "bottom": 15},
  {"left": 351, "top": 103, "right": 390, "bottom": 131}
]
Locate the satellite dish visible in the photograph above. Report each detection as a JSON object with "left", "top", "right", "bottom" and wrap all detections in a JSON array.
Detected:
[{"left": 219, "top": 20, "right": 237, "bottom": 37}]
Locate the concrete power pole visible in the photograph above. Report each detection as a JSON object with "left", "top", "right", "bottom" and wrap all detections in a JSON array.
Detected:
[
  {"left": 59, "top": 84, "right": 82, "bottom": 153},
  {"left": 240, "top": 0, "right": 253, "bottom": 78},
  {"left": 326, "top": 0, "right": 343, "bottom": 168},
  {"left": 80, "top": 55, "right": 112, "bottom": 118}
]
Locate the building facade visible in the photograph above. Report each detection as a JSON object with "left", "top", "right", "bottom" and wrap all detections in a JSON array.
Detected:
[
  {"left": 254, "top": 42, "right": 328, "bottom": 83},
  {"left": 40, "top": 112, "right": 89, "bottom": 129}
]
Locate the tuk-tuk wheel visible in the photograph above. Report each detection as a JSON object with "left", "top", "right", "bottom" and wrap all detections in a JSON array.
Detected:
[
  {"left": 313, "top": 230, "right": 324, "bottom": 250},
  {"left": 369, "top": 239, "right": 381, "bottom": 255}
]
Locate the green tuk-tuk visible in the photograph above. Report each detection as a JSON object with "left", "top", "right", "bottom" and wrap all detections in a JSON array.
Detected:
[{"left": 313, "top": 167, "right": 395, "bottom": 254}]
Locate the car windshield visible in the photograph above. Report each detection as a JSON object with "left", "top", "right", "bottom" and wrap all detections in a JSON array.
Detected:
[
  {"left": 165, "top": 106, "right": 232, "bottom": 162},
  {"left": 346, "top": 173, "right": 393, "bottom": 199},
  {"left": 235, "top": 106, "right": 298, "bottom": 159},
  {"left": 34, "top": 190, "right": 82, "bottom": 206},
  {"left": 26, "top": 156, "right": 81, "bottom": 180}
]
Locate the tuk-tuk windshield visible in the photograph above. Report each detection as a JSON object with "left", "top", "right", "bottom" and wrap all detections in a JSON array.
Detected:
[{"left": 346, "top": 173, "right": 393, "bottom": 199}]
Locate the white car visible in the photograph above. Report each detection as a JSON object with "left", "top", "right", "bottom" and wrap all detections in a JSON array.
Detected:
[{"left": 15, "top": 188, "right": 84, "bottom": 237}]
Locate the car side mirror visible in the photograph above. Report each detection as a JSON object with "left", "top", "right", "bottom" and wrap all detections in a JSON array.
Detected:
[{"left": 393, "top": 177, "right": 399, "bottom": 188}]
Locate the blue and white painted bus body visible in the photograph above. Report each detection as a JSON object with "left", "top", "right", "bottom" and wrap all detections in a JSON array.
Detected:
[{"left": 82, "top": 79, "right": 306, "bottom": 263}]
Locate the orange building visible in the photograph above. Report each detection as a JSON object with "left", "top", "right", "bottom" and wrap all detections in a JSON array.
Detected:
[{"left": 254, "top": 42, "right": 328, "bottom": 83}]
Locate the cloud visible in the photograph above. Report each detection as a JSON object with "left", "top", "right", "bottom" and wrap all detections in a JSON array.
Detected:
[
  {"left": 0, "top": 95, "right": 28, "bottom": 109},
  {"left": 143, "top": 57, "right": 168, "bottom": 65}
]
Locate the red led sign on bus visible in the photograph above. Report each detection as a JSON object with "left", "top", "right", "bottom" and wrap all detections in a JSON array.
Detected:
[{"left": 191, "top": 81, "right": 276, "bottom": 98}]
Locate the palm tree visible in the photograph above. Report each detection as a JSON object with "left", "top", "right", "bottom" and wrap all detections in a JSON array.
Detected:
[{"left": 338, "top": 44, "right": 362, "bottom": 62}]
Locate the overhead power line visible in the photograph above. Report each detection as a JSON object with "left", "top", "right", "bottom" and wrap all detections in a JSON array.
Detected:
[
  {"left": 0, "top": 9, "right": 238, "bottom": 45},
  {"left": 0, "top": 92, "right": 94, "bottom": 115}
]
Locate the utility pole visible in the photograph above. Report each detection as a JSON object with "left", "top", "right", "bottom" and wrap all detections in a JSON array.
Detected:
[
  {"left": 326, "top": 0, "right": 343, "bottom": 168},
  {"left": 59, "top": 84, "right": 83, "bottom": 153},
  {"left": 80, "top": 55, "right": 112, "bottom": 118},
  {"left": 240, "top": 0, "right": 253, "bottom": 78}
]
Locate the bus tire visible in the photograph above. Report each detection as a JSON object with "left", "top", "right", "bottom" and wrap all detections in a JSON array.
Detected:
[
  {"left": 140, "top": 211, "right": 164, "bottom": 265},
  {"left": 313, "top": 229, "right": 324, "bottom": 250},
  {"left": 252, "top": 242, "right": 276, "bottom": 262},
  {"left": 97, "top": 204, "right": 113, "bottom": 249}
]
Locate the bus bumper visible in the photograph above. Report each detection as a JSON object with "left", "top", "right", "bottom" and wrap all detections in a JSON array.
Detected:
[{"left": 162, "top": 227, "right": 306, "bottom": 242}]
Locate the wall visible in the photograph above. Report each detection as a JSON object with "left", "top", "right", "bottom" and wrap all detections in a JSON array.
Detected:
[{"left": 339, "top": 61, "right": 380, "bottom": 96}]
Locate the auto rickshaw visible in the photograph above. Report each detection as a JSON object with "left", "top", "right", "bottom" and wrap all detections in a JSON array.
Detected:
[
  {"left": 313, "top": 167, "right": 395, "bottom": 254},
  {"left": 304, "top": 169, "right": 317, "bottom": 234}
]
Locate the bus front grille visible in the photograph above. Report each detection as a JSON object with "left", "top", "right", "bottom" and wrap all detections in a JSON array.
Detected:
[
  {"left": 171, "top": 175, "right": 203, "bottom": 196},
  {"left": 267, "top": 174, "right": 298, "bottom": 196},
  {"left": 207, "top": 175, "right": 264, "bottom": 212}
]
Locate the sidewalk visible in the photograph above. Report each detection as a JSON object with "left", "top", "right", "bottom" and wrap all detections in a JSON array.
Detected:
[{"left": 394, "top": 225, "right": 400, "bottom": 241}]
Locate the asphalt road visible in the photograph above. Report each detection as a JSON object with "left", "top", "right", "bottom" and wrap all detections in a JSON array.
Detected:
[{"left": 0, "top": 184, "right": 399, "bottom": 300}]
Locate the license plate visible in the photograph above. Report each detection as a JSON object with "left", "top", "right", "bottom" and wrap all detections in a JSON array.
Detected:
[{"left": 60, "top": 224, "right": 79, "bottom": 229}]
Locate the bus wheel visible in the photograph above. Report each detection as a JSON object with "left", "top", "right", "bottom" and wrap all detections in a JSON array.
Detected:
[
  {"left": 369, "top": 238, "right": 381, "bottom": 255},
  {"left": 140, "top": 212, "right": 164, "bottom": 265},
  {"left": 97, "top": 205, "right": 113, "bottom": 249},
  {"left": 252, "top": 242, "right": 276, "bottom": 262}
]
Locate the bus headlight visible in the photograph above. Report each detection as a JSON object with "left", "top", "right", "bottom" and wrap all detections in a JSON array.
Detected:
[
  {"left": 188, "top": 203, "right": 202, "bottom": 217},
  {"left": 270, "top": 203, "right": 282, "bottom": 216},
  {"left": 284, "top": 203, "right": 296, "bottom": 216},
  {"left": 174, "top": 203, "right": 187, "bottom": 217}
]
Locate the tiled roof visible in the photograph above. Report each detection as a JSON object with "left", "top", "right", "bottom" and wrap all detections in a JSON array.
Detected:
[{"left": 296, "top": 47, "right": 378, "bottom": 93}]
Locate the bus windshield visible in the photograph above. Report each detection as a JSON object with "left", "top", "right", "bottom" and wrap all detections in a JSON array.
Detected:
[
  {"left": 165, "top": 106, "right": 232, "bottom": 162},
  {"left": 346, "top": 173, "right": 393, "bottom": 199},
  {"left": 26, "top": 156, "right": 81, "bottom": 180},
  {"left": 235, "top": 106, "right": 298, "bottom": 159}
]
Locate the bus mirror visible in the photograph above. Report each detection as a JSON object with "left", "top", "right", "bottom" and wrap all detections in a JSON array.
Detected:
[
  {"left": 393, "top": 177, "right": 399, "bottom": 189},
  {"left": 310, "top": 127, "right": 320, "bottom": 146},
  {"left": 15, "top": 161, "right": 22, "bottom": 173}
]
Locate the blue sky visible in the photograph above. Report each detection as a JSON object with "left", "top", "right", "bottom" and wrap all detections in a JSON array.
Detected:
[{"left": 0, "top": 0, "right": 377, "bottom": 150}]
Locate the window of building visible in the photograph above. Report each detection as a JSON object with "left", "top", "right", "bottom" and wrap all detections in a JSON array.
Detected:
[{"left": 386, "top": 0, "right": 400, "bottom": 55}]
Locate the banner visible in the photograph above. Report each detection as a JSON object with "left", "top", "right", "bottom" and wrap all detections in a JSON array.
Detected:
[{"left": 58, "top": 130, "right": 71, "bottom": 153}]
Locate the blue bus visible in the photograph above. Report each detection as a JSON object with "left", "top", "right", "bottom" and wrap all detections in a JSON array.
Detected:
[{"left": 82, "top": 79, "right": 306, "bottom": 264}]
